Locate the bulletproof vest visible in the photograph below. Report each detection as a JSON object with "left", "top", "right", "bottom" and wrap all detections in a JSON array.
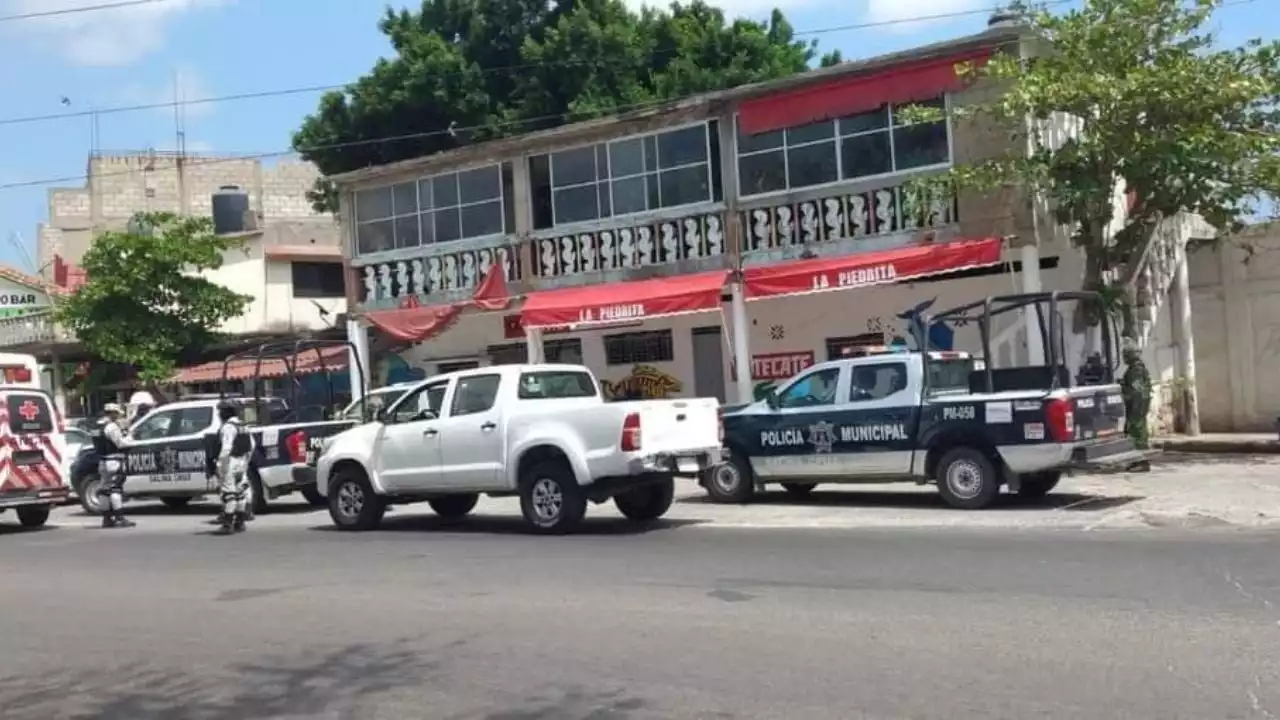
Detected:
[
  {"left": 92, "top": 419, "right": 121, "bottom": 456},
  {"left": 208, "top": 419, "right": 253, "bottom": 462}
]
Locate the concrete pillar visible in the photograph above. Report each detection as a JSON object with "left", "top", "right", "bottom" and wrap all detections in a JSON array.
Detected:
[
  {"left": 1020, "top": 243, "right": 1045, "bottom": 365},
  {"left": 1169, "top": 243, "right": 1200, "bottom": 435},
  {"left": 525, "top": 327, "right": 545, "bottom": 364},
  {"left": 730, "top": 280, "right": 753, "bottom": 405},
  {"left": 49, "top": 354, "right": 67, "bottom": 417},
  {"left": 346, "top": 318, "right": 371, "bottom": 402}
]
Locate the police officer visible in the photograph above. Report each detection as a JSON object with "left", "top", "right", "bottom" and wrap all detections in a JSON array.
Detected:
[
  {"left": 93, "top": 403, "right": 135, "bottom": 529},
  {"left": 212, "top": 400, "right": 254, "bottom": 534}
]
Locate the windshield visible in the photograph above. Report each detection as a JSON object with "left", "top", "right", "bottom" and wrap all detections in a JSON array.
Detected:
[
  {"left": 4, "top": 392, "right": 53, "bottom": 435},
  {"left": 342, "top": 388, "right": 409, "bottom": 421}
]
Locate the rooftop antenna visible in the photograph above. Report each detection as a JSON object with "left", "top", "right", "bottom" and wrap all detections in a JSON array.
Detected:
[{"left": 173, "top": 68, "right": 188, "bottom": 216}]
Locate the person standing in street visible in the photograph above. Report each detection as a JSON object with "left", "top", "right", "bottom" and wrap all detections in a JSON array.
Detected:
[
  {"left": 211, "top": 401, "right": 254, "bottom": 535},
  {"left": 92, "top": 403, "right": 135, "bottom": 529}
]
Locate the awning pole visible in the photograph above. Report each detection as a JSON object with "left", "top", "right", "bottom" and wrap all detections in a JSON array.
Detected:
[
  {"left": 730, "top": 279, "right": 753, "bottom": 405},
  {"left": 525, "top": 326, "right": 545, "bottom": 364}
]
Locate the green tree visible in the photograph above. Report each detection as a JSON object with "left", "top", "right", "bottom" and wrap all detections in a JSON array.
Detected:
[
  {"left": 54, "top": 213, "right": 253, "bottom": 382},
  {"left": 912, "top": 0, "right": 1280, "bottom": 442},
  {"left": 294, "top": 0, "right": 821, "bottom": 212}
]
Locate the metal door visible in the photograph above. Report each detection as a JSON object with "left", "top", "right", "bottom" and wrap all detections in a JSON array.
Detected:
[{"left": 691, "top": 326, "right": 726, "bottom": 402}]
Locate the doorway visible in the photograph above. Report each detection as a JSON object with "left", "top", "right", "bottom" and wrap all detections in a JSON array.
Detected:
[{"left": 691, "top": 326, "right": 726, "bottom": 402}]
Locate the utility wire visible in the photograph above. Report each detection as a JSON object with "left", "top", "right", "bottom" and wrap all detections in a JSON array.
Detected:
[{"left": 0, "top": 0, "right": 174, "bottom": 24}]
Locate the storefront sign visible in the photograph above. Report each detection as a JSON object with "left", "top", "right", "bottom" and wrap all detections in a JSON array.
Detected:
[
  {"left": 810, "top": 263, "right": 896, "bottom": 291},
  {"left": 0, "top": 276, "right": 50, "bottom": 320},
  {"left": 580, "top": 303, "right": 646, "bottom": 323},
  {"left": 751, "top": 351, "right": 815, "bottom": 381},
  {"left": 600, "top": 364, "right": 682, "bottom": 400}
]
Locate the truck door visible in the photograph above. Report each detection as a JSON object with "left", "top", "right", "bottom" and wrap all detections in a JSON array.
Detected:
[
  {"left": 834, "top": 360, "right": 917, "bottom": 476},
  {"left": 125, "top": 405, "right": 216, "bottom": 495},
  {"left": 747, "top": 366, "right": 846, "bottom": 480},
  {"left": 375, "top": 380, "right": 448, "bottom": 492}
]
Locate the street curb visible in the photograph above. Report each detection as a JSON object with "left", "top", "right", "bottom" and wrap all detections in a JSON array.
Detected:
[{"left": 1153, "top": 438, "right": 1280, "bottom": 454}]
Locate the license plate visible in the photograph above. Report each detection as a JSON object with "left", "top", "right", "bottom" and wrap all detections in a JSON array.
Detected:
[{"left": 676, "top": 457, "right": 700, "bottom": 473}]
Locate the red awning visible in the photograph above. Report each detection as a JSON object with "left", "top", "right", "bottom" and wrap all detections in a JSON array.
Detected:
[
  {"left": 365, "top": 301, "right": 464, "bottom": 343},
  {"left": 521, "top": 270, "right": 730, "bottom": 329},
  {"left": 744, "top": 237, "right": 1004, "bottom": 300},
  {"left": 171, "top": 345, "right": 350, "bottom": 385},
  {"left": 738, "top": 49, "right": 992, "bottom": 136}
]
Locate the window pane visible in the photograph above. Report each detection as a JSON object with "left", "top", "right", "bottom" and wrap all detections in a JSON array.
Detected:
[
  {"left": 391, "top": 182, "right": 417, "bottom": 216},
  {"left": 839, "top": 106, "right": 889, "bottom": 135},
  {"left": 786, "top": 141, "right": 838, "bottom": 189},
  {"left": 643, "top": 136, "right": 658, "bottom": 172},
  {"left": 529, "top": 155, "right": 553, "bottom": 230},
  {"left": 418, "top": 211, "right": 435, "bottom": 245},
  {"left": 785, "top": 121, "right": 835, "bottom": 146},
  {"left": 460, "top": 200, "right": 503, "bottom": 238},
  {"left": 840, "top": 131, "right": 893, "bottom": 180},
  {"left": 893, "top": 97, "right": 945, "bottom": 126},
  {"left": 553, "top": 184, "right": 601, "bottom": 225},
  {"left": 893, "top": 123, "right": 949, "bottom": 170},
  {"left": 737, "top": 151, "right": 787, "bottom": 196},
  {"left": 394, "top": 214, "right": 420, "bottom": 249},
  {"left": 597, "top": 183, "right": 612, "bottom": 218},
  {"left": 451, "top": 374, "right": 501, "bottom": 416},
  {"left": 417, "top": 179, "right": 434, "bottom": 210},
  {"left": 778, "top": 368, "right": 840, "bottom": 408},
  {"left": 850, "top": 363, "right": 909, "bottom": 402},
  {"left": 434, "top": 207, "right": 462, "bottom": 244},
  {"left": 656, "top": 125, "right": 707, "bottom": 168},
  {"left": 355, "top": 188, "right": 391, "bottom": 222},
  {"left": 458, "top": 165, "right": 500, "bottom": 204},
  {"left": 658, "top": 165, "right": 710, "bottom": 208},
  {"left": 595, "top": 145, "right": 610, "bottom": 179},
  {"left": 432, "top": 174, "right": 459, "bottom": 208},
  {"left": 551, "top": 146, "right": 598, "bottom": 187},
  {"left": 356, "top": 220, "right": 393, "bottom": 255},
  {"left": 611, "top": 176, "right": 649, "bottom": 215},
  {"left": 735, "top": 119, "right": 783, "bottom": 154},
  {"left": 609, "top": 138, "right": 645, "bottom": 178}
]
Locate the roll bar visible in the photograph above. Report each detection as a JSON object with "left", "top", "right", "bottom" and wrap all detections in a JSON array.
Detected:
[{"left": 217, "top": 339, "right": 368, "bottom": 422}]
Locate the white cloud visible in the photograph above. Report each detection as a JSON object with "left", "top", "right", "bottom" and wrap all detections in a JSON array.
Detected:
[
  {"left": 2, "top": 0, "right": 232, "bottom": 66},
  {"left": 863, "top": 0, "right": 990, "bottom": 32}
]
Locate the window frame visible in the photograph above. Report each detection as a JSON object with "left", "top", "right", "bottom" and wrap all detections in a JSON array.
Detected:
[
  {"left": 449, "top": 373, "right": 502, "bottom": 417},
  {"left": 775, "top": 366, "right": 842, "bottom": 409},
  {"left": 602, "top": 330, "right": 674, "bottom": 366},
  {"left": 516, "top": 370, "right": 599, "bottom": 400},
  {"left": 351, "top": 162, "right": 508, "bottom": 258},
  {"left": 846, "top": 361, "right": 910, "bottom": 404},
  {"left": 538, "top": 120, "right": 717, "bottom": 230},
  {"left": 290, "top": 261, "right": 346, "bottom": 299},
  {"left": 733, "top": 95, "right": 954, "bottom": 201},
  {"left": 386, "top": 380, "right": 450, "bottom": 424}
]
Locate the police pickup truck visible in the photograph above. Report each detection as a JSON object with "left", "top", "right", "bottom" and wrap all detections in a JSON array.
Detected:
[
  {"left": 704, "top": 349, "right": 1148, "bottom": 510},
  {"left": 70, "top": 395, "right": 355, "bottom": 514}
]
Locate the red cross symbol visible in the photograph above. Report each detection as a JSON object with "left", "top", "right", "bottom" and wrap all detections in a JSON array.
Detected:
[{"left": 17, "top": 400, "right": 39, "bottom": 422}]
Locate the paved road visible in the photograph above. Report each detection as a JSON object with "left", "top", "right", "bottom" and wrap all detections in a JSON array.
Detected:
[{"left": 1, "top": 508, "right": 1278, "bottom": 719}]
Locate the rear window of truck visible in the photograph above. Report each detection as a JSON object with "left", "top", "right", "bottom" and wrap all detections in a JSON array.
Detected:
[
  {"left": 926, "top": 358, "right": 976, "bottom": 396},
  {"left": 518, "top": 371, "right": 598, "bottom": 400},
  {"left": 5, "top": 392, "right": 53, "bottom": 434}
]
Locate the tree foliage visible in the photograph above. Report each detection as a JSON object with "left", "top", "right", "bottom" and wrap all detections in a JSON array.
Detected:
[
  {"left": 294, "top": 0, "right": 832, "bottom": 212},
  {"left": 54, "top": 213, "right": 253, "bottom": 381},
  {"left": 919, "top": 0, "right": 1280, "bottom": 337}
]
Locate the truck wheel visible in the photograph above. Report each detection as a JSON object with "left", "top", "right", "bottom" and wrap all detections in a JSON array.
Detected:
[
  {"left": 781, "top": 482, "right": 817, "bottom": 498},
  {"left": 935, "top": 447, "right": 1002, "bottom": 510},
  {"left": 328, "top": 469, "right": 385, "bottom": 531},
  {"left": 519, "top": 460, "right": 587, "bottom": 534},
  {"left": 1017, "top": 471, "right": 1062, "bottom": 501},
  {"left": 16, "top": 505, "right": 51, "bottom": 527},
  {"left": 429, "top": 494, "right": 479, "bottom": 520},
  {"left": 300, "top": 486, "right": 326, "bottom": 507},
  {"left": 249, "top": 469, "right": 267, "bottom": 516},
  {"left": 77, "top": 474, "right": 107, "bottom": 516},
  {"left": 161, "top": 497, "right": 192, "bottom": 510},
  {"left": 704, "top": 454, "right": 755, "bottom": 504},
  {"left": 614, "top": 477, "right": 675, "bottom": 522}
]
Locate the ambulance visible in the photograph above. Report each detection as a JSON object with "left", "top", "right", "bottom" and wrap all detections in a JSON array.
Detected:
[{"left": 0, "top": 353, "right": 68, "bottom": 527}]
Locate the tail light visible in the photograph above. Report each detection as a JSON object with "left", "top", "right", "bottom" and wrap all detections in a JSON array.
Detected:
[
  {"left": 1045, "top": 397, "right": 1075, "bottom": 442},
  {"left": 10, "top": 367, "right": 31, "bottom": 383},
  {"left": 620, "top": 412, "right": 641, "bottom": 452},
  {"left": 285, "top": 430, "right": 308, "bottom": 463}
]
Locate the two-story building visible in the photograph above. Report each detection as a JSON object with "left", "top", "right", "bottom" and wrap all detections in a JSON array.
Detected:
[{"left": 331, "top": 18, "right": 1094, "bottom": 405}]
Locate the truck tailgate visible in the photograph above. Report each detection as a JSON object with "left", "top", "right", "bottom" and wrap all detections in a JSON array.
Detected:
[
  {"left": 622, "top": 398, "right": 721, "bottom": 456},
  {"left": 1064, "top": 384, "right": 1126, "bottom": 441}
]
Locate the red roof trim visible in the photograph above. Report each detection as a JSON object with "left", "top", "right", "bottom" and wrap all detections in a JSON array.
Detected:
[{"left": 521, "top": 270, "right": 729, "bottom": 329}]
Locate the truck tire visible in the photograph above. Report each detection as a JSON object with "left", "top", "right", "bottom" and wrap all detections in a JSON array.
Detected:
[
  {"left": 328, "top": 468, "right": 386, "bottom": 531},
  {"left": 1017, "top": 471, "right": 1062, "bottom": 501},
  {"left": 429, "top": 494, "right": 479, "bottom": 520},
  {"left": 161, "top": 497, "right": 192, "bottom": 510},
  {"left": 935, "top": 447, "right": 1002, "bottom": 510},
  {"left": 519, "top": 460, "right": 587, "bottom": 534},
  {"left": 704, "top": 453, "right": 755, "bottom": 504},
  {"left": 16, "top": 505, "right": 51, "bottom": 528},
  {"left": 300, "top": 486, "right": 326, "bottom": 507},
  {"left": 77, "top": 474, "right": 107, "bottom": 516},
  {"left": 781, "top": 482, "right": 817, "bottom": 498},
  {"left": 249, "top": 468, "right": 267, "bottom": 517},
  {"left": 614, "top": 477, "right": 675, "bottom": 522}
]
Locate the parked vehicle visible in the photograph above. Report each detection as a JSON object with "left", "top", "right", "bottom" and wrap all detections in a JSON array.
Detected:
[
  {"left": 314, "top": 363, "right": 722, "bottom": 534},
  {"left": 71, "top": 340, "right": 367, "bottom": 514},
  {"left": 61, "top": 425, "right": 91, "bottom": 497},
  {"left": 0, "top": 353, "right": 41, "bottom": 390},
  {"left": 706, "top": 292, "right": 1153, "bottom": 509},
  {"left": 0, "top": 386, "right": 68, "bottom": 528}
]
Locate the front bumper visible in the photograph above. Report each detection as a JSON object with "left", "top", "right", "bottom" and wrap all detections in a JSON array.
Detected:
[{"left": 0, "top": 486, "right": 69, "bottom": 509}]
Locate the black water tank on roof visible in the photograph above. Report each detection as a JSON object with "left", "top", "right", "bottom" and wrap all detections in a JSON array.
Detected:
[{"left": 212, "top": 185, "right": 252, "bottom": 235}]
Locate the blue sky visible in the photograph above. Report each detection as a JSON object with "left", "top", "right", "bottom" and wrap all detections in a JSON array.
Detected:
[{"left": 0, "top": 0, "right": 1272, "bottom": 271}]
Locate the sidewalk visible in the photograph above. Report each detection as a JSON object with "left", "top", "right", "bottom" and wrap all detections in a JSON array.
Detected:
[{"left": 1153, "top": 432, "right": 1280, "bottom": 454}]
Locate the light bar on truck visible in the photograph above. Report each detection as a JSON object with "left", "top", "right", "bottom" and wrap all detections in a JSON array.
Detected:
[{"left": 925, "top": 351, "right": 972, "bottom": 361}]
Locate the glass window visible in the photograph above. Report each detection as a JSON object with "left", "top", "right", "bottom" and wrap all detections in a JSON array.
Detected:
[
  {"left": 657, "top": 125, "right": 707, "bottom": 167},
  {"left": 461, "top": 201, "right": 503, "bottom": 238},
  {"left": 609, "top": 138, "right": 645, "bottom": 178},
  {"left": 786, "top": 141, "right": 838, "bottom": 189},
  {"left": 342, "top": 387, "right": 409, "bottom": 421},
  {"left": 658, "top": 165, "right": 710, "bottom": 208},
  {"left": 434, "top": 207, "right": 462, "bottom": 244},
  {"left": 604, "top": 331, "right": 673, "bottom": 365},
  {"left": 131, "top": 409, "right": 181, "bottom": 440},
  {"left": 849, "top": 362, "right": 909, "bottom": 402},
  {"left": 355, "top": 188, "right": 392, "bottom": 223},
  {"left": 458, "top": 166, "right": 500, "bottom": 204},
  {"left": 738, "top": 151, "right": 787, "bottom": 196},
  {"left": 355, "top": 220, "right": 393, "bottom": 255},
  {"left": 178, "top": 407, "right": 214, "bottom": 435},
  {"left": 450, "top": 374, "right": 502, "bottom": 416},
  {"left": 551, "top": 146, "right": 599, "bottom": 187},
  {"left": 353, "top": 163, "right": 509, "bottom": 258},
  {"left": 553, "top": 184, "right": 601, "bottom": 225},
  {"left": 391, "top": 182, "right": 418, "bottom": 216},
  {"left": 517, "top": 371, "right": 598, "bottom": 399},
  {"left": 840, "top": 132, "right": 893, "bottom": 180},
  {"left": 389, "top": 383, "right": 448, "bottom": 424},
  {"left": 393, "top": 214, "right": 420, "bottom": 249},
  {"left": 777, "top": 368, "right": 841, "bottom": 408}
]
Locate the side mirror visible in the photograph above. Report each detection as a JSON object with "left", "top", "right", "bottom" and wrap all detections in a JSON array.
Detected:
[
  {"left": 374, "top": 408, "right": 389, "bottom": 424},
  {"left": 765, "top": 391, "right": 780, "bottom": 410}
]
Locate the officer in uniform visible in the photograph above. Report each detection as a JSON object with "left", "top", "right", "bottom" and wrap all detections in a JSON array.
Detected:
[
  {"left": 212, "top": 400, "right": 255, "bottom": 534},
  {"left": 93, "top": 403, "right": 135, "bottom": 529}
]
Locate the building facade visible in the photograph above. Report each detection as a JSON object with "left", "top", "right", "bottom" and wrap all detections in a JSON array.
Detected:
[{"left": 332, "top": 21, "right": 1100, "bottom": 405}]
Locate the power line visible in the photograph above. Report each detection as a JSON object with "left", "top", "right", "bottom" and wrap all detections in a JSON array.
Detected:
[
  {"left": 0, "top": 0, "right": 173, "bottom": 24},
  {"left": 0, "top": 1, "right": 1074, "bottom": 129}
]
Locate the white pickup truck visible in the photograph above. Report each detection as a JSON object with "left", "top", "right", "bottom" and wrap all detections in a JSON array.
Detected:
[{"left": 314, "top": 363, "right": 722, "bottom": 534}]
